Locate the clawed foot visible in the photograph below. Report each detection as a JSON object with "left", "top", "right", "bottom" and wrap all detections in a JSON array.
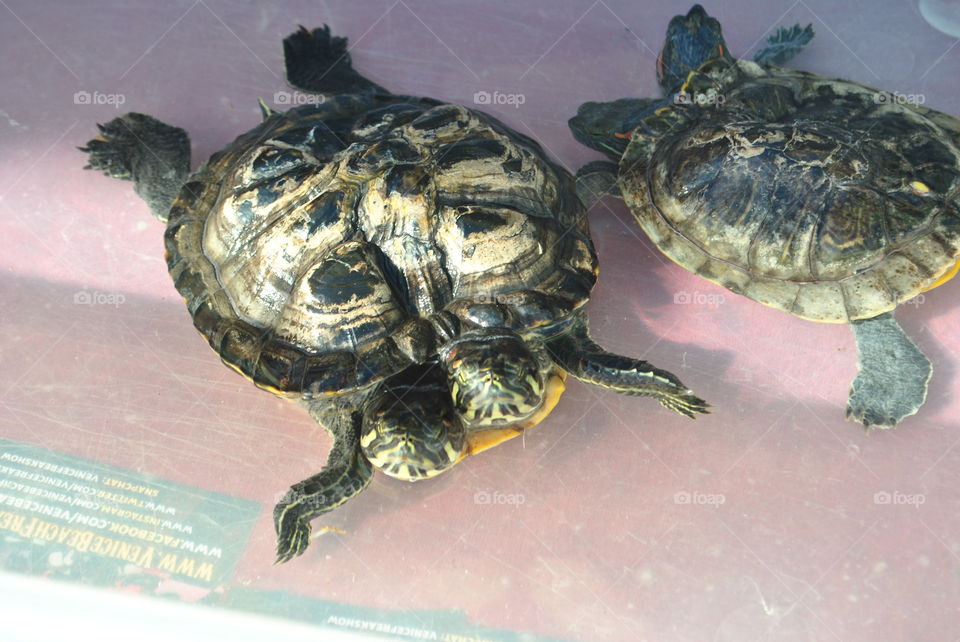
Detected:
[
  {"left": 659, "top": 391, "right": 710, "bottom": 418},
  {"left": 80, "top": 112, "right": 190, "bottom": 220},
  {"left": 81, "top": 113, "right": 147, "bottom": 180},
  {"left": 273, "top": 488, "right": 317, "bottom": 564},
  {"left": 81, "top": 113, "right": 187, "bottom": 179},
  {"left": 846, "top": 370, "right": 927, "bottom": 430},
  {"left": 844, "top": 398, "right": 901, "bottom": 430}
]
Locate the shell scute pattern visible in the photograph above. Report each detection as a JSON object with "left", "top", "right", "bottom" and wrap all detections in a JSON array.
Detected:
[
  {"left": 164, "top": 101, "right": 593, "bottom": 394},
  {"left": 633, "top": 60, "right": 960, "bottom": 322}
]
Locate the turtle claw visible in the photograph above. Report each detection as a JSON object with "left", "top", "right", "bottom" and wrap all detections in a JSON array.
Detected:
[
  {"left": 81, "top": 121, "right": 137, "bottom": 180},
  {"left": 660, "top": 392, "right": 711, "bottom": 419},
  {"left": 845, "top": 372, "right": 926, "bottom": 430},
  {"left": 273, "top": 491, "right": 313, "bottom": 564},
  {"left": 274, "top": 522, "right": 310, "bottom": 564},
  {"left": 80, "top": 113, "right": 187, "bottom": 179},
  {"left": 844, "top": 399, "right": 899, "bottom": 430}
]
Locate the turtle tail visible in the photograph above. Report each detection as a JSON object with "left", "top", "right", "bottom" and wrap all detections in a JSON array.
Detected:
[{"left": 283, "top": 25, "right": 389, "bottom": 96}]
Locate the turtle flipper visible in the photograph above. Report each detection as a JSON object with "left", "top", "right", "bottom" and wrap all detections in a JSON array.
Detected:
[
  {"left": 576, "top": 160, "right": 620, "bottom": 207},
  {"left": 847, "top": 312, "right": 932, "bottom": 429},
  {"left": 546, "top": 317, "right": 708, "bottom": 418},
  {"left": 283, "top": 25, "right": 388, "bottom": 96},
  {"left": 273, "top": 399, "right": 373, "bottom": 563},
  {"left": 80, "top": 112, "right": 190, "bottom": 222},
  {"left": 753, "top": 24, "right": 814, "bottom": 66}
]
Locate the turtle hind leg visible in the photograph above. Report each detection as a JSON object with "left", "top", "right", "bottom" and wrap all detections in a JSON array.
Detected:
[
  {"left": 546, "top": 316, "right": 709, "bottom": 418},
  {"left": 847, "top": 312, "right": 932, "bottom": 429},
  {"left": 576, "top": 160, "right": 620, "bottom": 207},
  {"left": 80, "top": 112, "right": 190, "bottom": 222},
  {"left": 753, "top": 23, "right": 814, "bottom": 66},
  {"left": 283, "top": 25, "right": 388, "bottom": 96},
  {"left": 273, "top": 401, "right": 373, "bottom": 564}
]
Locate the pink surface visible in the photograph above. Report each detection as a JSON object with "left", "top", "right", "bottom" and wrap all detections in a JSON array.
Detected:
[{"left": 2, "top": 1, "right": 959, "bottom": 640}]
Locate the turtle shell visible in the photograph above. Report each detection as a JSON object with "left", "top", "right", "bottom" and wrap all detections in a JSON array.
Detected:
[
  {"left": 164, "top": 100, "right": 596, "bottom": 397},
  {"left": 621, "top": 59, "right": 960, "bottom": 322}
]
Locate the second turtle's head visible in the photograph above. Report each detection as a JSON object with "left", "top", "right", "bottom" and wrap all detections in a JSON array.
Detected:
[
  {"left": 361, "top": 363, "right": 467, "bottom": 481},
  {"left": 568, "top": 5, "right": 732, "bottom": 159},
  {"left": 569, "top": 98, "right": 651, "bottom": 160},
  {"left": 658, "top": 5, "right": 732, "bottom": 95},
  {"left": 441, "top": 329, "right": 546, "bottom": 428}
]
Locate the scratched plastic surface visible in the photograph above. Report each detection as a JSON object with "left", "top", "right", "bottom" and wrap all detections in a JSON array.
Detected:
[{"left": 2, "top": 1, "right": 959, "bottom": 640}]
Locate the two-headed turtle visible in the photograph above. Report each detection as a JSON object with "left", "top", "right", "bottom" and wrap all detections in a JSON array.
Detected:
[
  {"left": 570, "top": 5, "right": 960, "bottom": 428},
  {"left": 83, "top": 26, "right": 707, "bottom": 562}
]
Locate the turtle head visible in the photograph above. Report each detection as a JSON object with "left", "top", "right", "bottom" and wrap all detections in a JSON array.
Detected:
[
  {"left": 569, "top": 6, "right": 732, "bottom": 158},
  {"left": 569, "top": 98, "right": 658, "bottom": 160},
  {"left": 658, "top": 5, "right": 732, "bottom": 95},
  {"left": 441, "top": 329, "right": 546, "bottom": 428},
  {"left": 361, "top": 363, "right": 467, "bottom": 481}
]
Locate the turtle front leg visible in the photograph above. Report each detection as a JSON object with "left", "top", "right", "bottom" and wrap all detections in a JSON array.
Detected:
[
  {"left": 545, "top": 316, "right": 708, "bottom": 418},
  {"left": 80, "top": 112, "right": 191, "bottom": 222},
  {"left": 847, "top": 312, "right": 933, "bottom": 429},
  {"left": 273, "top": 397, "right": 373, "bottom": 563}
]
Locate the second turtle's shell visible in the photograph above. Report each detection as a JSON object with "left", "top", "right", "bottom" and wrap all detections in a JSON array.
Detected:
[{"left": 621, "top": 60, "right": 960, "bottom": 322}]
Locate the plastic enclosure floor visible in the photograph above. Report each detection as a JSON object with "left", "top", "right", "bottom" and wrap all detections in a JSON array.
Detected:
[{"left": 2, "top": 1, "right": 959, "bottom": 641}]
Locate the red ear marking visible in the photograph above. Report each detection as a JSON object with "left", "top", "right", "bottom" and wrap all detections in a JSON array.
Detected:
[{"left": 613, "top": 130, "right": 634, "bottom": 139}]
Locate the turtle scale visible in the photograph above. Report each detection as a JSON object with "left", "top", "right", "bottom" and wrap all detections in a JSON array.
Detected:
[
  {"left": 164, "top": 102, "right": 597, "bottom": 397},
  {"left": 622, "top": 58, "right": 960, "bottom": 323}
]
